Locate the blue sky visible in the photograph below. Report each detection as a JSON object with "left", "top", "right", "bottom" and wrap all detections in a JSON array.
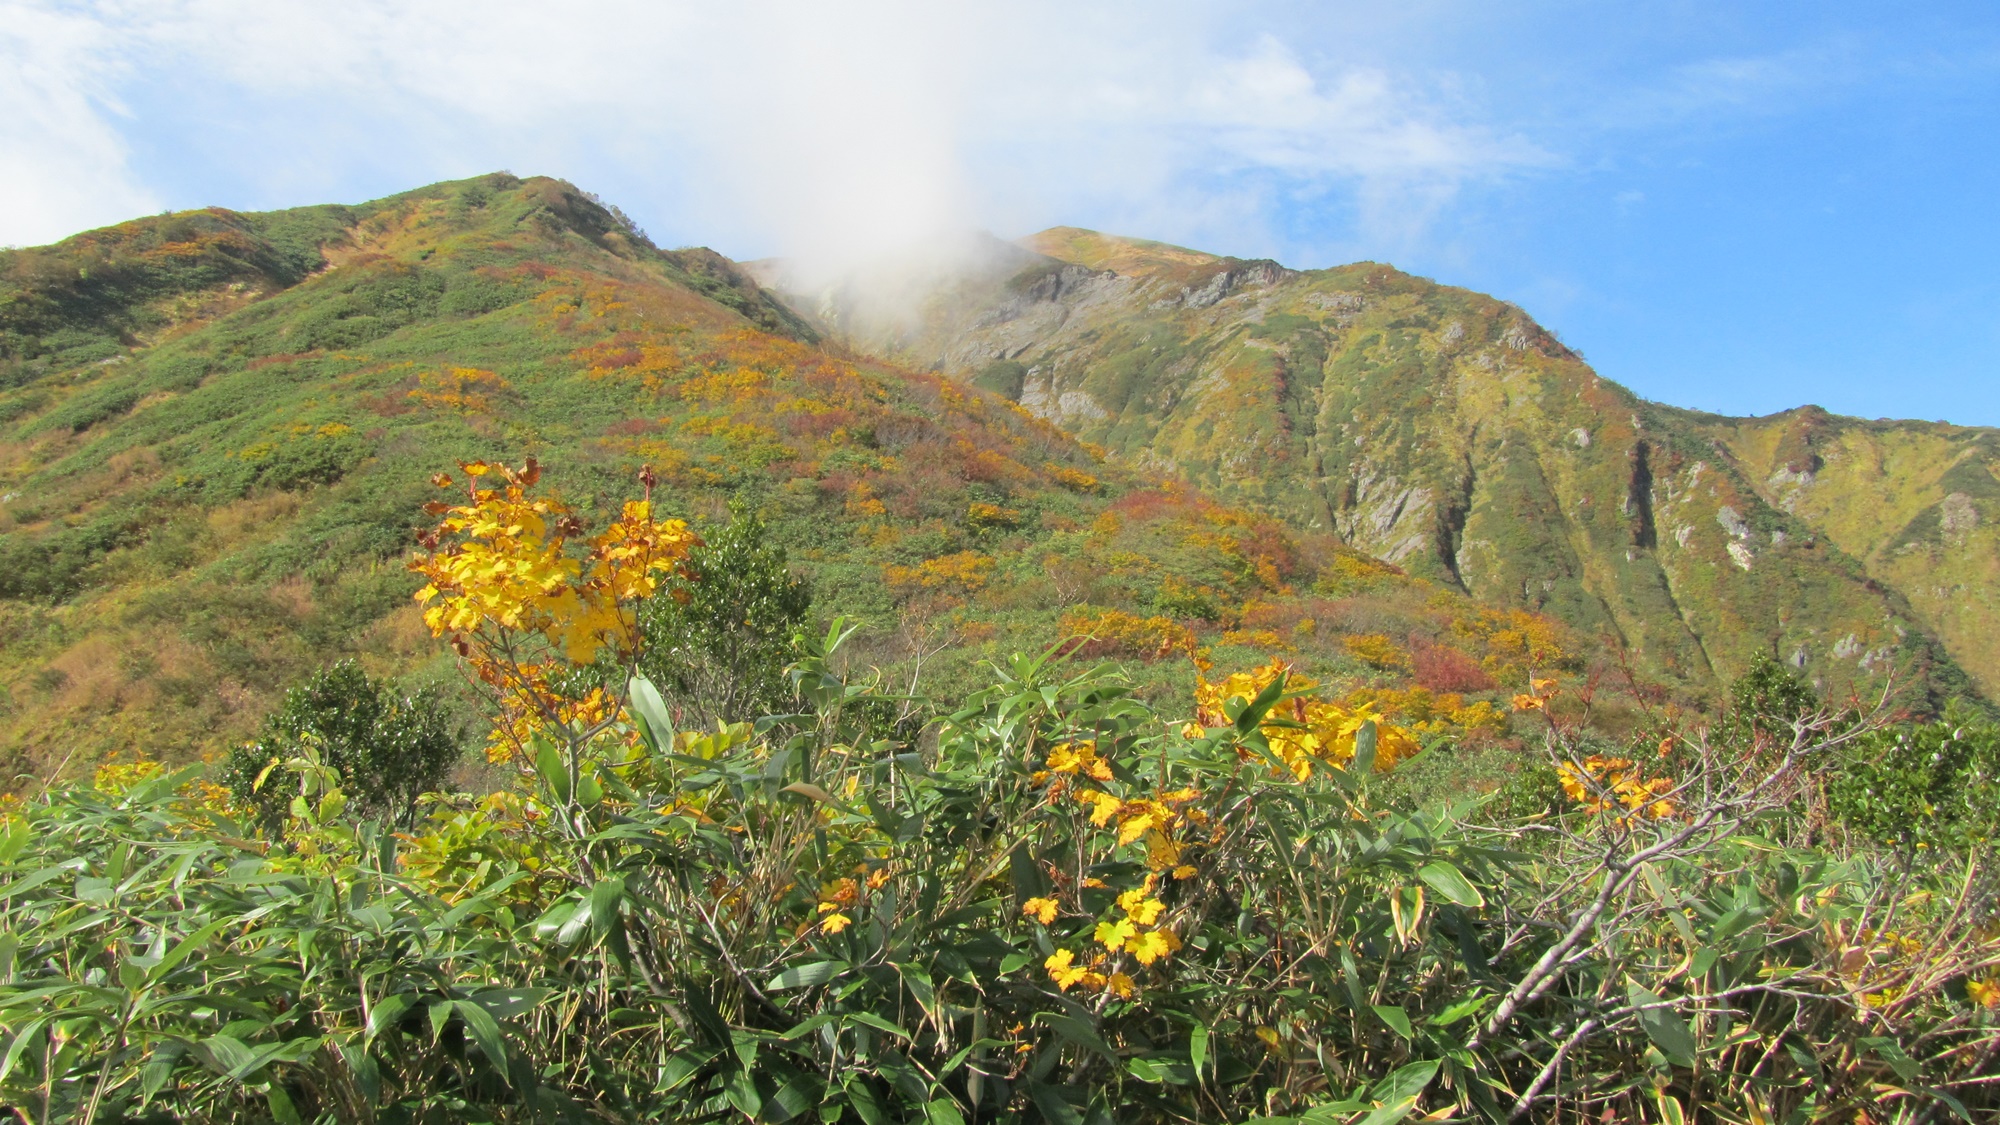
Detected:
[{"left": 5, "top": 0, "right": 1997, "bottom": 424}]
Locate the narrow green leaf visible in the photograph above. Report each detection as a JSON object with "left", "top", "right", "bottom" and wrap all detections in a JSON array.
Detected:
[
  {"left": 1189, "top": 1023, "right": 1208, "bottom": 1074},
  {"left": 926, "top": 1097, "right": 967, "bottom": 1125},
  {"left": 769, "top": 961, "right": 848, "bottom": 990},
  {"left": 455, "top": 999, "right": 512, "bottom": 1084},
  {"left": 1860, "top": 1036, "right": 1919, "bottom": 1082},
  {"left": 588, "top": 876, "right": 625, "bottom": 937},
  {"left": 427, "top": 999, "right": 453, "bottom": 1043},
  {"left": 845, "top": 1076, "right": 887, "bottom": 1125},
  {"left": 1629, "top": 985, "right": 1697, "bottom": 1068},
  {"left": 148, "top": 917, "right": 233, "bottom": 983},
  {"left": 1689, "top": 947, "right": 1720, "bottom": 979},
  {"left": 1355, "top": 1060, "right": 1440, "bottom": 1125},
  {"left": 0, "top": 1017, "right": 46, "bottom": 1084},
  {"left": 1352, "top": 720, "right": 1378, "bottom": 775},
  {"left": 367, "top": 994, "right": 417, "bottom": 1040},
  {"left": 846, "top": 1011, "right": 913, "bottom": 1040},
  {"left": 1418, "top": 862, "right": 1484, "bottom": 908},
  {"left": 1035, "top": 1011, "right": 1117, "bottom": 1064},
  {"left": 629, "top": 676, "right": 673, "bottom": 753},
  {"left": 1027, "top": 1080, "right": 1084, "bottom": 1125},
  {"left": 535, "top": 740, "right": 570, "bottom": 804},
  {"left": 267, "top": 1082, "right": 303, "bottom": 1125},
  {"left": 1371, "top": 1005, "right": 1414, "bottom": 1040}
]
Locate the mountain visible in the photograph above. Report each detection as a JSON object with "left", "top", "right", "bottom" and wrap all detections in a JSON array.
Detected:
[
  {"left": 754, "top": 228, "right": 1994, "bottom": 704},
  {"left": 0, "top": 176, "right": 1558, "bottom": 778}
]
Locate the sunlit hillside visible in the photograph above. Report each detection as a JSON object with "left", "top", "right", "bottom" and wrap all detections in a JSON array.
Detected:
[
  {"left": 759, "top": 228, "right": 1993, "bottom": 704},
  {"left": 0, "top": 176, "right": 1558, "bottom": 779}
]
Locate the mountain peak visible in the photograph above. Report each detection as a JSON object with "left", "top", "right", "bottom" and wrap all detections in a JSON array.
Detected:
[{"left": 1020, "top": 227, "right": 1225, "bottom": 277}]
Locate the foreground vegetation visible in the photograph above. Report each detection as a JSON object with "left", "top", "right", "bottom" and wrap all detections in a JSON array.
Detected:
[{"left": 1, "top": 464, "right": 1995, "bottom": 1124}]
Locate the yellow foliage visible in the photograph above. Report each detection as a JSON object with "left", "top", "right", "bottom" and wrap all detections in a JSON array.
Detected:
[
  {"left": 1556, "top": 755, "right": 1675, "bottom": 819},
  {"left": 967, "top": 501, "right": 1022, "bottom": 528},
  {"left": 408, "top": 366, "right": 511, "bottom": 413},
  {"left": 884, "top": 551, "right": 996, "bottom": 598},
  {"left": 1191, "top": 661, "right": 1419, "bottom": 780},
  {"left": 1343, "top": 633, "right": 1410, "bottom": 670},
  {"left": 1343, "top": 685, "right": 1507, "bottom": 737},
  {"left": 1059, "top": 607, "right": 1196, "bottom": 661},
  {"left": 409, "top": 459, "right": 699, "bottom": 761},
  {"left": 1047, "top": 464, "right": 1101, "bottom": 493}
]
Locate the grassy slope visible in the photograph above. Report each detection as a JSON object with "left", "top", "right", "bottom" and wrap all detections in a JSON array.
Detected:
[
  {"left": 1695, "top": 407, "right": 2000, "bottom": 698},
  {"left": 776, "top": 228, "right": 1983, "bottom": 708},
  {"left": 0, "top": 177, "right": 1560, "bottom": 779}
]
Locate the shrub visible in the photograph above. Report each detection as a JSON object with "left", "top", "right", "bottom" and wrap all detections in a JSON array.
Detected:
[
  {"left": 4, "top": 465, "right": 1995, "bottom": 1124},
  {"left": 220, "top": 659, "right": 462, "bottom": 836},
  {"left": 635, "top": 503, "right": 812, "bottom": 727}
]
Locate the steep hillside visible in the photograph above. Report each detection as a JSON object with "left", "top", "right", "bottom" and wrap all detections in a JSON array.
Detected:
[
  {"left": 760, "top": 228, "right": 1987, "bottom": 704},
  {"left": 1695, "top": 408, "right": 2000, "bottom": 700},
  {"left": 0, "top": 179, "right": 1557, "bottom": 778}
]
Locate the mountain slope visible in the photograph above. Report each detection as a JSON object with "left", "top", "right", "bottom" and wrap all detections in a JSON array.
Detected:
[
  {"left": 0, "top": 178, "right": 1559, "bottom": 777},
  {"left": 761, "top": 228, "right": 1988, "bottom": 704}
]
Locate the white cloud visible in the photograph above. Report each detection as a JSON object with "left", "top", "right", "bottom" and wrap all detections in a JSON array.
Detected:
[
  {"left": 0, "top": 1, "right": 158, "bottom": 246},
  {"left": 1, "top": 0, "right": 1544, "bottom": 268}
]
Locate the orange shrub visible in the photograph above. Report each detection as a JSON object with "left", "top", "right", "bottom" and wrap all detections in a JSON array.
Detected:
[{"left": 1062, "top": 607, "right": 1197, "bottom": 661}]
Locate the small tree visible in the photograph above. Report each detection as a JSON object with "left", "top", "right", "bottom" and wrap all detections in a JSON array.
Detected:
[
  {"left": 222, "top": 660, "right": 462, "bottom": 837},
  {"left": 634, "top": 502, "right": 811, "bottom": 726}
]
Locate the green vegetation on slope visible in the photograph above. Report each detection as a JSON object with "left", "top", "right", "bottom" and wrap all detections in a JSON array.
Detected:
[
  {"left": 0, "top": 177, "right": 1556, "bottom": 781},
  {"left": 776, "top": 228, "right": 1989, "bottom": 711}
]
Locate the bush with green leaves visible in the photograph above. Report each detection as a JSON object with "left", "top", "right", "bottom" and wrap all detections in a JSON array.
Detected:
[
  {"left": 4, "top": 625, "right": 1998, "bottom": 1123},
  {"left": 634, "top": 504, "right": 812, "bottom": 727},
  {"left": 1826, "top": 705, "right": 2000, "bottom": 857},
  {"left": 220, "top": 660, "right": 463, "bottom": 837}
]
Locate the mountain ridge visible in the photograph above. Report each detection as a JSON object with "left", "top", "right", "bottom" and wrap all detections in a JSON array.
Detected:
[
  {"left": 0, "top": 176, "right": 1584, "bottom": 775},
  {"left": 760, "top": 227, "right": 1994, "bottom": 704}
]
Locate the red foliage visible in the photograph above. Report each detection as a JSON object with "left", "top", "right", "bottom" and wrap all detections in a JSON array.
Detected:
[{"left": 1410, "top": 642, "right": 1497, "bottom": 693}]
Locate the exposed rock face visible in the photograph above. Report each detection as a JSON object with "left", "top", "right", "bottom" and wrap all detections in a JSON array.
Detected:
[{"left": 764, "top": 228, "right": 1995, "bottom": 703}]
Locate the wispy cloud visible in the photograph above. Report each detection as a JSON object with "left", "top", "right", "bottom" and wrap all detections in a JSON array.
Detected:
[
  {"left": 0, "top": 1, "right": 157, "bottom": 246},
  {"left": 0, "top": 0, "right": 1544, "bottom": 266}
]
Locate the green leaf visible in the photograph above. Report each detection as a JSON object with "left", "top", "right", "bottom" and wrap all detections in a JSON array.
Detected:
[
  {"left": 1237, "top": 672, "right": 1290, "bottom": 733},
  {"left": 1654, "top": 1091, "right": 1686, "bottom": 1125},
  {"left": 1428, "top": 994, "right": 1487, "bottom": 1027},
  {"left": 1027, "top": 1080, "right": 1084, "bottom": 1125},
  {"left": 768, "top": 961, "right": 848, "bottom": 990},
  {"left": 844, "top": 1076, "right": 887, "bottom": 1125},
  {"left": 1417, "top": 862, "right": 1484, "bottom": 908},
  {"left": 1860, "top": 1036, "right": 1919, "bottom": 1082},
  {"left": 1689, "top": 947, "right": 1720, "bottom": 979},
  {"left": 535, "top": 740, "right": 570, "bottom": 804},
  {"left": 1189, "top": 1022, "right": 1208, "bottom": 1074},
  {"left": 0, "top": 818, "right": 28, "bottom": 864},
  {"left": 588, "top": 876, "right": 625, "bottom": 937},
  {"left": 267, "top": 1082, "right": 304, "bottom": 1125},
  {"left": 455, "top": 999, "right": 512, "bottom": 1083},
  {"left": 629, "top": 676, "right": 674, "bottom": 753},
  {"left": 1035, "top": 1011, "right": 1117, "bottom": 1064},
  {"left": 846, "top": 1011, "right": 914, "bottom": 1040},
  {"left": 148, "top": 917, "right": 232, "bottom": 983},
  {"left": 1628, "top": 984, "right": 1697, "bottom": 1068},
  {"left": 367, "top": 994, "right": 417, "bottom": 1040},
  {"left": 1371, "top": 1004, "right": 1414, "bottom": 1039},
  {"left": 926, "top": 1097, "right": 967, "bottom": 1125},
  {"left": 1353, "top": 720, "right": 1378, "bottom": 775},
  {"left": 0, "top": 1017, "right": 46, "bottom": 1084},
  {"left": 1355, "top": 1060, "right": 1440, "bottom": 1125},
  {"left": 467, "top": 987, "right": 553, "bottom": 1019}
]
